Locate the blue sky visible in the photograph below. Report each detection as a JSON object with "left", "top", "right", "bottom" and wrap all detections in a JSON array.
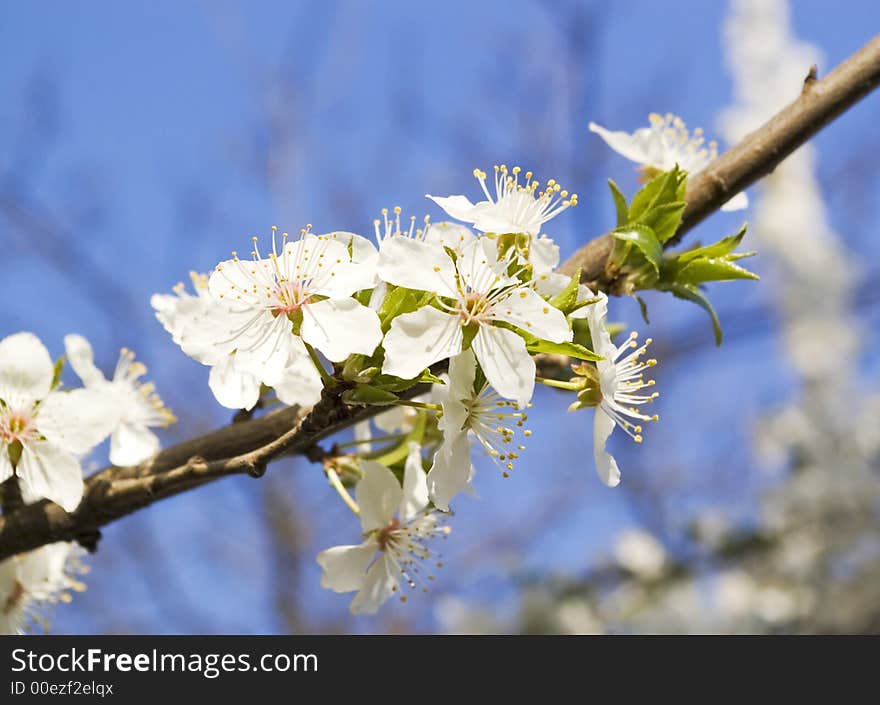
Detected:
[{"left": 1, "top": 0, "right": 878, "bottom": 633}]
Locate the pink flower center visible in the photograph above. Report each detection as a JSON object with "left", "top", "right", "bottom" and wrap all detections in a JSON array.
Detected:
[
  {"left": 376, "top": 518, "right": 401, "bottom": 552},
  {"left": 270, "top": 281, "right": 310, "bottom": 316},
  {"left": 0, "top": 408, "right": 37, "bottom": 445}
]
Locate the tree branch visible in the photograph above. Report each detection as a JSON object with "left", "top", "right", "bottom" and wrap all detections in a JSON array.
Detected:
[
  {"left": 559, "top": 33, "right": 880, "bottom": 292},
  {"left": 2, "top": 33, "right": 879, "bottom": 560}
]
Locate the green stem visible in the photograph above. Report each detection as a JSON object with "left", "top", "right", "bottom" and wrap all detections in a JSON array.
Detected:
[
  {"left": 326, "top": 468, "right": 360, "bottom": 516},
  {"left": 393, "top": 400, "right": 442, "bottom": 412},
  {"left": 535, "top": 376, "right": 581, "bottom": 391},
  {"left": 305, "top": 343, "right": 334, "bottom": 386}
]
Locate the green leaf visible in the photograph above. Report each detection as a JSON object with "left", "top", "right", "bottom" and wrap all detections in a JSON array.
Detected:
[
  {"left": 613, "top": 225, "right": 662, "bottom": 275},
  {"left": 369, "top": 412, "right": 427, "bottom": 467},
  {"left": 525, "top": 338, "right": 603, "bottom": 361},
  {"left": 642, "top": 200, "right": 687, "bottom": 244},
  {"left": 668, "top": 283, "right": 724, "bottom": 345},
  {"left": 676, "top": 223, "right": 748, "bottom": 263},
  {"left": 417, "top": 370, "right": 445, "bottom": 385},
  {"left": 677, "top": 257, "right": 759, "bottom": 285},
  {"left": 378, "top": 287, "right": 431, "bottom": 331},
  {"left": 628, "top": 166, "right": 686, "bottom": 225},
  {"left": 342, "top": 385, "right": 400, "bottom": 406},
  {"left": 548, "top": 268, "right": 582, "bottom": 315},
  {"left": 607, "top": 179, "right": 629, "bottom": 227}
]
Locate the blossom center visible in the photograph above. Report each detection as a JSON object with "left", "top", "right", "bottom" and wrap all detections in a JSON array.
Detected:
[
  {"left": 457, "top": 292, "right": 491, "bottom": 325},
  {"left": 0, "top": 408, "right": 37, "bottom": 445},
  {"left": 376, "top": 518, "right": 402, "bottom": 552},
  {"left": 270, "top": 280, "right": 310, "bottom": 316}
]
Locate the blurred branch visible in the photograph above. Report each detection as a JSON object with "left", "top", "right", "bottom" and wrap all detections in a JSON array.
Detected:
[
  {"left": 2, "top": 35, "right": 880, "bottom": 561},
  {"left": 559, "top": 33, "right": 880, "bottom": 292}
]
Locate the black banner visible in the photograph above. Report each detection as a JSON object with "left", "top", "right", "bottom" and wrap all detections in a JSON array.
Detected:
[{"left": 0, "top": 635, "right": 869, "bottom": 699}]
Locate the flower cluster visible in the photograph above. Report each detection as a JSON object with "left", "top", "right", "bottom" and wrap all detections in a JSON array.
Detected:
[
  {"left": 0, "top": 331, "right": 173, "bottom": 632},
  {"left": 151, "top": 165, "right": 663, "bottom": 614}
]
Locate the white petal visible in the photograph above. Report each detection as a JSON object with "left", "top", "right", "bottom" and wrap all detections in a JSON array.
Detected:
[
  {"left": 376, "top": 237, "right": 458, "bottom": 298},
  {"left": 62, "top": 334, "right": 106, "bottom": 388},
  {"left": 0, "top": 449, "right": 13, "bottom": 484},
  {"left": 354, "top": 420, "right": 372, "bottom": 452},
  {"left": 281, "top": 235, "right": 371, "bottom": 299},
  {"left": 325, "top": 230, "right": 379, "bottom": 287},
  {"left": 300, "top": 298, "right": 382, "bottom": 362},
  {"left": 231, "top": 313, "right": 298, "bottom": 384},
  {"left": 0, "top": 332, "right": 54, "bottom": 407},
  {"left": 569, "top": 284, "right": 600, "bottom": 320},
  {"left": 492, "top": 288, "right": 571, "bottom": 343},
  {"left": 720, "top": 191, "right": 749, "bottom": 211},
  {"left": 17, "top": 442, "right": 84, "bottom": 512},
  {"left": 446, "top": 348, "right": 477, "bottom": 399},
  {"left": 426, "top": 194, "right": 478, "bottom": 224},
  {"left": 471, "top": 325, "right": 535, "bottom": 407},
  {"left": 457, "top": 237, "right": 513, "bottom": 294},
  {"left": 109, "top": 423, "right": 160, "bottom": 466},
  {"left": 399, "top": 442, "right": 428, "bottom": 521},
  {"left": 373, "top": 406, "right": 410, "bottom": 433},
  {"left": 356, "top": 460, "right": 403, "bottom": 533},
  {"left": 593, "top": 408, "right": 622, "bottom": 487},
  {"left": 529, "top": 235, "right": 560, "bottom": 274},
  {"left": 381, "top": 307, "right": 463, "bottom": 380},
  {"left": 17, "top": 542, "right": 74, "bottom": 598},
  {"left": 37, "top": 388, "right": 117, "bottom": 455},
  {"left": 423, "top": 221, "right": 477, "bottom": 255},
  {"left": 589, "top": 122, "right": 652, "bottom": 166},
  {"left": 208, "top": 354, "right": 262, "bottom": 410},
  {"left": 367, "top": 281, "right": 387, "bottom": 312},
  {"left": 534, "top": 271, "right": 570, "bottom": 298},
  {"left": 270, "top": 345, "right": 324, "bottom": 408},
  {"left": 428, "top": 430, "right": 472, "bottom": 511},
  {"left": 316, "top": 542, "right": 376, "bottom": 593},
  {"left": 349, "top": 554, "right": 397, "bottom": 615},
  {"left": 208, "top": 257, "right": 273, "bottom": 304}
]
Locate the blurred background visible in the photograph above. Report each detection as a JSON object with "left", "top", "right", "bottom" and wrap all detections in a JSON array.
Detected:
[{"left": 1, "top": 0, "right": 878, "bottom": 633}]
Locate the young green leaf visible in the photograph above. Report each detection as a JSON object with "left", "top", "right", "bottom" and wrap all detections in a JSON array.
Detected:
[
  {"left": 675, "top": 223, "right": 748, "bottom": 263},
  {"left": 628, "top": 166, "right": 686, "bottom": 225},
  {"left": 548, "top": 268, "right": 582, "bottom": 315},
  {"left": 607, "top": 179, "right": 629, "bottom": 227},
  {"left": 676, "top": 257, "right": 759, "bottom": 285},
  {"left": 342, "top": 385, "right": 401, "bottom": 406},
  {"left": 525, "top": 338, "right": 603, "bottom": 361},
  {"left": 613, "top": 225, "right": 663, "bottom": 275}
]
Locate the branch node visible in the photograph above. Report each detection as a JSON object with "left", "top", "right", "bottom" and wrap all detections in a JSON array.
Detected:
[
  {"left": 803, "top": 64, "right": 819, "bottom": 92},
  {"left": 246, "top": 461, "right": 267, "bottom": 479}
]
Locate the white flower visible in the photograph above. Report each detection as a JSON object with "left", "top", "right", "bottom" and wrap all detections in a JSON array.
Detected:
[
  {"left": 64, "top": 335, "right": 175, "bottom": 467},
  {"left": 378, "top": 236, "right": 571, "bottom": 406},
  {"left": 428, "top": 349, "right": 530, "bottom": 510},
  {"left": 0, "top": 333, "right": 114, "bottom": 511},
  {"left": 583, "top": 293, "right": 659, "bottom": 487},
  {"left": 427, "top": 165, "right": 578, "bottom": 236},
  {"left": 206, "top": 229, "right": 381, "bottom": 375},
  {"left": 152, "top": 272, "right": 263, "bottom": 409},
  {"left": 589, "top": 113, "right": 748, "bottom": 211},
  {"left": 1, "top": 542, "right": 84, "bottom": 634},
  {"left": 316, "top": 447, "right": 448, "bottom": 615}
]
